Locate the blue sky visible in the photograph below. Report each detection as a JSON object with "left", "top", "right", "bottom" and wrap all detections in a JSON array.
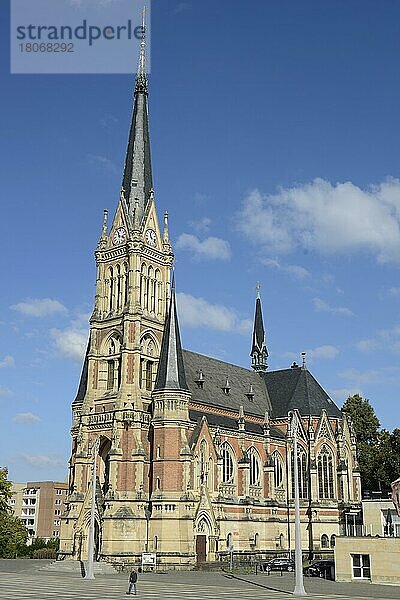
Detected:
[{"left": 1, "top": 0, "right": 400, "bottom": 483}]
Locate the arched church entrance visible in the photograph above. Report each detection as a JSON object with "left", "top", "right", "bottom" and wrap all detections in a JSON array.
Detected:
[{"left": 195, "top": 514, "right": 211, "bottom": 564}]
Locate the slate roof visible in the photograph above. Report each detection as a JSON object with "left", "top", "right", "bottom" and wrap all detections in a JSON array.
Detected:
[
  {"left": 189, "top": 409, "right": 285, "bottom": 439},
  {"left": 182, "top": 350, "right": 342, "bottom": 420},
  {"left": 154, "top": 281, "right": 188, "bottom": 392},
  {"left": 251, "top": 297, "right": 268, "bottom": 357},
  {"left": 182, "top": 349, "right": 272, "bottom": 417},
  {"left": 261, "top": 366, "right": 343, "bottom": 419}
]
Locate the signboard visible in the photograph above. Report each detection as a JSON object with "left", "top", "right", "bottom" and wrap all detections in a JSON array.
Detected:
[{"left": 141, "top": 552, "right": 156, "bottom": 567}]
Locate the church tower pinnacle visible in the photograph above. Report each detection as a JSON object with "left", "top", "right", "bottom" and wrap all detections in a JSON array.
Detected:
[
  {"left": 251, "top": 283, "right": 268, "bottom": 372},
  {"left": 121, "top": 8, "right": 153, "bottom": 225},
  {"left": 154, "top": 275, "right": 188, "bottom": 392}
]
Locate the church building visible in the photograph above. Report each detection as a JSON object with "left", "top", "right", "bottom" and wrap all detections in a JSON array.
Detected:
[{"left": 59, "top": 29, "right": 362, "bottom": 569}]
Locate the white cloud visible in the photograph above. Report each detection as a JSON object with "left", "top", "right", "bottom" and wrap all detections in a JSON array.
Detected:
[
  {"left": 20, "top": 454, "right": 64, "bottom": 468},
  {"left": 10, "top": 298, "right": 67, "bottom": 318},
  {"left": 176, "top": 233, "right": 231, "bottom": 261},
  {"left": 339, "top": 366, "right": 400, "bottom": 386},
  {"left": 329, "top": 388, "right": 362, "bottom": 404},
  {"left": 356, "top": 325, "right": 400, "bottom": 354},
  {"left": 13, "top": 413, "right": 40, "bottom": 424},
  {"left": 313, "top": 297, "right": 353, "bottom": 317},
  {"left": 177, "top": 292, "right": 251, "bottom": 334},
  {"left": 51, "top": 316, "right": 89, "bottom": 361},
  {"left": 285, "top": 344, "right": 339, "bottom": 362},
  {"left": 0, "top": 355, "right": 15, "bottom": 368},
  {"left": 189, "top": 217, "right": 211, "bottom": 234},
  {"left": 388, "top": 287, "right": 400, "bottom": 298},
  {"left": 237, "top": 178, "right": 400, "bottom": 263},
  {"left": 262, "top": 258, "right": 310, "bottom": 279},
  {"left": 308, "top": 345, "right": 339, "bottom": 359},
  {"left": 87, "top": 153, "right": 117, "bottom": 174}
]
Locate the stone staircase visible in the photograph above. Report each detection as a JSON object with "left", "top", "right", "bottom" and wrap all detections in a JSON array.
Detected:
[{"left": 39, "top": 560, "right": 119, "bottom": 575}]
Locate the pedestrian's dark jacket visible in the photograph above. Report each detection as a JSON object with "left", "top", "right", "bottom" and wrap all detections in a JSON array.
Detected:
[{"left": 129, "top": 571, "right": 137, "bottom": 583}]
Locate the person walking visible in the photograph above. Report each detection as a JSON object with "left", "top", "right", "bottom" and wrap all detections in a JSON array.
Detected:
[{"left": 126, "top": 568, "right": 138, "bottom": 595}]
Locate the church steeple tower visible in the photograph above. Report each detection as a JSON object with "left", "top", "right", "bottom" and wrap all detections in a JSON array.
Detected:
[
  {"left": 121, "top": 9, "right": 153, "bottom": 225},
  {"left": 251, "top": 283, "right": 268, "bottom": 372},
  {"left": 154, "top": 275, "right": 188, "bottom": 392},
  {"left": 63, "top": 10, "right": 174, "bottom": 564}
]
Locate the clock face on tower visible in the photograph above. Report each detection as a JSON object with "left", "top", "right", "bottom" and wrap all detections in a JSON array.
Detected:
[
  {"left": 113, "top": 227, "right": 126, "bottom": 245},
  {"left": 145, "top": 228, "right": 157, "bottom": 247}
]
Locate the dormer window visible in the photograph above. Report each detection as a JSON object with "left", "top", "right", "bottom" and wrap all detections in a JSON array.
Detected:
[
  {"left": 195, "top": 369, "right": 205, "bottom": 389},
  {"left": 246, "top": 383, "right": 254, "bottom": 402},
  {"left": 222, "top": 376, "right": 230, "bottom": 395}
]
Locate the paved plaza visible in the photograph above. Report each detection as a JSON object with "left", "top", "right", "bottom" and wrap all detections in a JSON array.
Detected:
[{"left": 0, "top": 561, "right": 399, "bottom": 600}]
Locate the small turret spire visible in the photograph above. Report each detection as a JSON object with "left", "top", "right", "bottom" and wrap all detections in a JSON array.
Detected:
[
  {"left": 154, "top": 274, "right": 189, "bottom": 391},
  {"left": 251, "top": 284, "right": 268, "bottom": 372},
  {"left": 163, "top": 211, "right": 170, "bottom": 243}
]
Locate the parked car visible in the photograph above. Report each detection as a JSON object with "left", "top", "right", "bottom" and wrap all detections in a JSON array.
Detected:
[
  {"left": 262, "top": 557, "right": 295, "bottom": 572},
  {"left": 303, "top": 559, "right": 335, "bottom": 580}
]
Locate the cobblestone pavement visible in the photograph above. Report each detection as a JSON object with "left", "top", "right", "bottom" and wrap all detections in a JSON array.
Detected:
[{"left": 0, "top": 562, "right": 399, "bottom": 600}]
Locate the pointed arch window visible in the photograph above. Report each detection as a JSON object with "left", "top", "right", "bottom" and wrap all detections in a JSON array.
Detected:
[
  {"left": 273, "top": 452, "right": 283, "bottom": 488},
  {"left": 108, "top": 266, "right": 114, "bottom": 312},
  {"left": 321, "top": 534, "right": 329, "bottom": 549},
  {"left": 248, "top": 448, "right": 260, "bottom": 486},
  {"left": 123, "top": 262, "right": 129, "bottom": 307},
  {"left": 317, "top": 444, "right": 334, "bottom": 499},
  {"left": 221, "top": 443, "right": 234, "bottom": 483},
  {"left": 145, "top": 361, "right": 153, "bottom": 391},
  {"left": 291, "top": 448, "right": 308, "bottom": 499},
  {"left": 199, "top": 439, "right": 208, "bottom": 485}
]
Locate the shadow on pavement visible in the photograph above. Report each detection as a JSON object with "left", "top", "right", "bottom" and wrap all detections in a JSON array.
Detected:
[{"left": 223, "top": 573, "right": 293, "bottom": 595}]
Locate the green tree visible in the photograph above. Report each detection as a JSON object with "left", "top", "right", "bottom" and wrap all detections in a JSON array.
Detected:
[
  {"left": 0, "top": 467, "right": 13, "bottom": 513},
  {"left": 342, "top": 395, "right": 400, "bottom": 492},
  {"left": 342, "top": 394, "right": 381, "bottom": 491},
  {"left": 0, "top": 467, "right": 28, "bottom": 558},
  {"left": 0, "top": 512, "right": 28, "bottom": 558}
]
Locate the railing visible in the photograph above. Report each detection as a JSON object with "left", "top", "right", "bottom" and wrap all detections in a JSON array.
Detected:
[
  {"left": 275, "top": 488, "right": 286, "bottom": 502},
  {"left": 248, "top": 486, "right": 262, "bottom": 499},
  {"left": 88, "top": 412, "right": 114, "bottom": 426},
  {"left": 219, "top": 483, "right": 236, "bottom": 497}
]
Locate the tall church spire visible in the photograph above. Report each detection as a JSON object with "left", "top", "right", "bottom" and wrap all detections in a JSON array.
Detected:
[
  {"left": 251, "top": 283, "right": 268, "bottom": 372},
  {"left": 154, "top": 275, "right": 189, "bottom": 391},
  {"left": 121, "top": 8, "right": 153, "bottom": 226}
]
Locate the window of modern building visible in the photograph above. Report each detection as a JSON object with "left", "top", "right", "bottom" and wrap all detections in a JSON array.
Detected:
[
  {"left": 317, "top": 445, "right": 334, "bottom": 499},
  {"left": 221, "top": 444, "right": 234, "bottom": 483},
  {"left": 352, "top": 554, "right": 371, "bottom": 579},
  {"left": 55, "top": 489, "right": 63, "bottom": 495}
]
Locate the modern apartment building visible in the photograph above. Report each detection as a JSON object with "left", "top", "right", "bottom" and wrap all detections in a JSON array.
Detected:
[{"left": 9, "top": 481, "right": 68, "bottom": 543}]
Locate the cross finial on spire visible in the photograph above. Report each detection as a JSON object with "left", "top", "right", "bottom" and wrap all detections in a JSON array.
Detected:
[
  {"left": 135, "top": 7, "right": 148, "bottom": 94},
  {"left": 256, "top": 281, "right": 261, "bottom": 299}
]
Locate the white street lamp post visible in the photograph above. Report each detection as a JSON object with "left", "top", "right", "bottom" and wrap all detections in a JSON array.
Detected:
[
  {"left": 290, "top": 411, "right": 307, "bottom": 597},
  {"left": 85, "top": 436, "right": 100, "bottom": 580}
]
